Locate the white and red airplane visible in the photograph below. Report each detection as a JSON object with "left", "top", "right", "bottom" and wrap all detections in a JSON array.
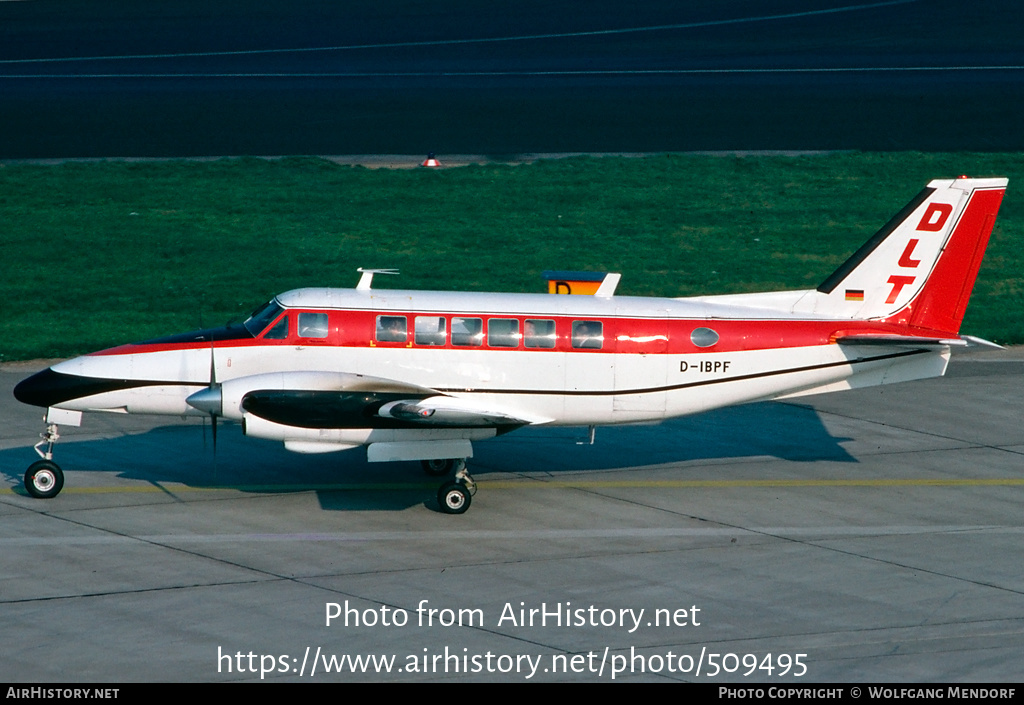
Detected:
[{"left": 14, "top": 176, "right": 1007, "bottom": 513}]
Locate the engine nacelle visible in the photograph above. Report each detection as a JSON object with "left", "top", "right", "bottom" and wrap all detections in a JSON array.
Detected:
[{"left": 187, "top": 370, "right": 436, "bottom": 420}]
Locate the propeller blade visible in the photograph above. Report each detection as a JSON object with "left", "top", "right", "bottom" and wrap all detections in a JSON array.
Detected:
[
  {"left": 209, "top": 336, "right": 217, "bottom": 387},
  {"left": 209, "top": 338, "right": 219, "bottom": 454}
]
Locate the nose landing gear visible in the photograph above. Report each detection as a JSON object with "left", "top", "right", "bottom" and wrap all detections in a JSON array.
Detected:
[{"left": 25, "top": 423, "right": 65, "bottom": 499}]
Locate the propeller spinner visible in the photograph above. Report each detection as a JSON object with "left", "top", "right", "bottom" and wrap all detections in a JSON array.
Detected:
[{"left": 186, "top": 340, "right": 222, "bottom": 450}]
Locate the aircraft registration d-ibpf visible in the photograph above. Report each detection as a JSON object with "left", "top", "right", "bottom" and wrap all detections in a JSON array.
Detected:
[{"left": 13, "top": 177, "right": 1008, "bottom": 513}]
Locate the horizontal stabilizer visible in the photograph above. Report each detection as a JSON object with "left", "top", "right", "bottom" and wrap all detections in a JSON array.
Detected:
[
  {"left": 837, "top": 334, "right": 1004, "bottom": 349},
  {"left": 837, "top": 334, "right": 967, "bottom": 347},
  {"left": 960, "top": 335, "right": 1005, "bottom": 350}
]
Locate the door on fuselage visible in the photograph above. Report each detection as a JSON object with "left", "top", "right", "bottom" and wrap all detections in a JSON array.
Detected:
[{"left": 612, "top": 313, "right": 669, "bottom": 416}]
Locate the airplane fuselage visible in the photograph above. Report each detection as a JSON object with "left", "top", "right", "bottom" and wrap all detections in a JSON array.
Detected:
[{"left": 28, "top": 287, "right": 947, "bottom": 445}]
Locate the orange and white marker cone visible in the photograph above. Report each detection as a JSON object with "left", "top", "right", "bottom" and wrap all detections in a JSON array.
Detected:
[{"left": 421, "top": 152, "right": 441, "bottom": 167}]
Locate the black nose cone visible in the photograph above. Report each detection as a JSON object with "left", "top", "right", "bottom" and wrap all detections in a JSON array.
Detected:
[{"left": 14, "top": 368, "right": 117, "bottom": 408}]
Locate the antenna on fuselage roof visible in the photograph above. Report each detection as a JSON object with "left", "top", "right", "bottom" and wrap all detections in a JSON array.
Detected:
[{"left": 356, "top": 268, "right": 399, "bottom": 290}]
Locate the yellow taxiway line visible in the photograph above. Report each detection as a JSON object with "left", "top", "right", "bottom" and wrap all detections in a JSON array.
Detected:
[{"left": 4, "top": 477, "right": 1024, "bottom": 496}]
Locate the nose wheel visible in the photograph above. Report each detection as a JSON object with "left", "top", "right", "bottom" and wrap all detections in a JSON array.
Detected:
[
  {"left": 25, "top": 422, "right": 65, "bottom": 499},
  {"left": 25, "top": 459, "right": 64, "bottom": 499},
  {"left": 431, "top": 459, "right": 476, "bottom": 514}
]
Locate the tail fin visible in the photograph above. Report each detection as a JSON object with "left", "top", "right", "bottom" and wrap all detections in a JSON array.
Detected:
[{"left": 815, "top": 177, "right": 1006, "bottom": 334}]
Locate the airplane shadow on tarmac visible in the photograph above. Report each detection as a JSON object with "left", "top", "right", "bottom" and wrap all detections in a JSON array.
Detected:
[{"left": 1, "top": 400, "right": 853, "bottom": 512}]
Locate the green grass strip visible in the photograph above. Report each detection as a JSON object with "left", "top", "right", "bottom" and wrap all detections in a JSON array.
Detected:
[{"left": 2, "top": 152, "right": 1022, "bottom": 360}]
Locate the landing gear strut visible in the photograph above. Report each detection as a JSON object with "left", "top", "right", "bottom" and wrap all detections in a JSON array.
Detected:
[
  {"left": 25, "top": 423, "right": 65, "bottom": 499},
  {"left": 431, "top": 459, "right": 476, "bottom": 514}
]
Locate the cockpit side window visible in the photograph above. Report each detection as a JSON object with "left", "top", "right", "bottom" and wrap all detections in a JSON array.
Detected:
[
  {"left": 244, "top": 301, "right": 285, "bottom": 337},
  {"left": 263, "top": 314, "right": 289, "bottom": 340}
]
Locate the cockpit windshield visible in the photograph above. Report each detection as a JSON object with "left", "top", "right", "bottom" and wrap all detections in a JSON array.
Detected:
[{"left": 243, "top": 300, "right": 285, "bottom": 337}]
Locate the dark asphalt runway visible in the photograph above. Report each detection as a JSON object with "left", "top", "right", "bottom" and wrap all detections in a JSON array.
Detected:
[{"left": 1, "top": 0, "right": 1023, "bottom": 157}]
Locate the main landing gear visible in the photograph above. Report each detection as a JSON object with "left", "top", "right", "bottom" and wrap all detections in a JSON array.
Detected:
[
  {"left": 25, "top": 423, "right": 65, "bottom": 499},
  {"left": 422, "top": 458, "right": 476, "bottom": 515}
]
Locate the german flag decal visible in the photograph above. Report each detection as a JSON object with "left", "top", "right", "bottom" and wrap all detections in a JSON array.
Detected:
[{"left": 845, "top": 289, "right": 865, "bottom": 301}]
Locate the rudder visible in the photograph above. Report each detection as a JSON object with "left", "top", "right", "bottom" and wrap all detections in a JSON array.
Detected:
[{"left": 902, "top": 180, "right": 1005, "bottom": 334}]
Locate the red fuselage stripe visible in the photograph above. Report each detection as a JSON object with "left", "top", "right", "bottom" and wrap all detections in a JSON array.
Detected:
[{"left": 90, "top": 312, "right": 935, "bottom": 358}]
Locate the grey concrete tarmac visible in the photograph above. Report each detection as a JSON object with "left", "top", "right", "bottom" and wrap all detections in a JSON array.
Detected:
[{"left": 1, "top": 351, "right": 1022, "bottom": 682}]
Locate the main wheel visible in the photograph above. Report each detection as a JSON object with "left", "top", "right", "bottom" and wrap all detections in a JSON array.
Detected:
[
  {"left": 25, "top": 460, "right": 64, "bottom": 499},
  {"left": 438, "top": 481, "right": 471, "bottom": 514},
  {"left": 422, "top": 458, "right": 455, "bottom": 477}
]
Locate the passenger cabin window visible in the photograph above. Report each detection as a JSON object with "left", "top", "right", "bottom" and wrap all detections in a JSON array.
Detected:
[
  {"left": 451, "top": 317, "right": 483, "bottom": 347},
  {"left": 488, "top": 318, "right": 520, "bottom": 347},
  {"left": 524, "top": 319, "right": 556, "bottom": 348},
  {"left": 298, "top": 312, "right": 328, "bottom": 338},
  {"left": 376, "top": 315, "right": 407, "bottom": 343},
  {"left": 690, "top": 327, "right": 720, "bottom": 348},
  {"left": 263, "top": 314, "right": 289, "bottom": 340},
  {"left": 415, "top": 316, "right": 447, "bottom": 346},
  {"left": 571, "top": 320, "right": 603, "bottom": 349}
]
